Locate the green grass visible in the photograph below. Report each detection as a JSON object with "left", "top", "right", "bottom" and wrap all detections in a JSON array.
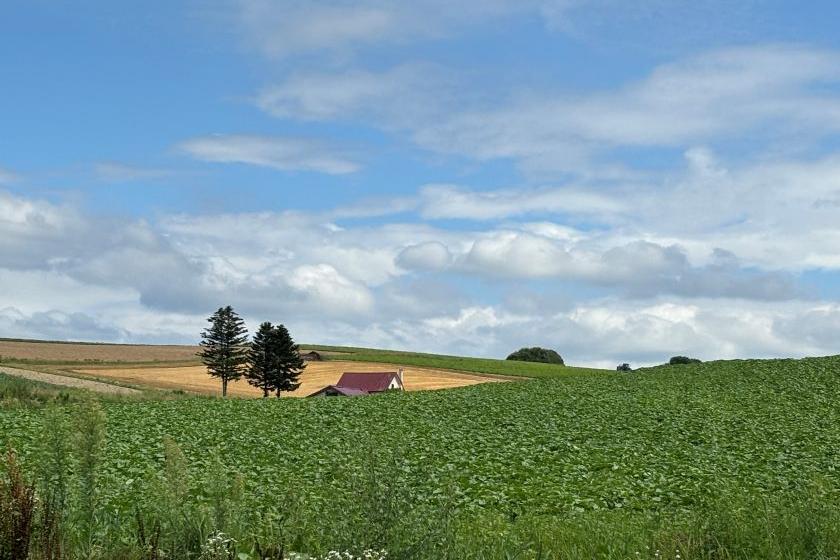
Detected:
[
  {"left": 3, "top": 355, "right": 840, "bottom": 557},
  {"left": 307, "top": 344, "right": 609, "bottom": 378},
  {"left": 0, "top": 372, "right": 88, "bottom": 408}
]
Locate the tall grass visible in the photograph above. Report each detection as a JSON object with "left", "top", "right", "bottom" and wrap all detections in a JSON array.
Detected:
[
  {"left": 0, "top": 374, "right": 75, "bottom": 408},
  {"left": 0, "top": 448, "right": 36, "bottom": 560},
  {"left": 73, "top": 401, "right": 106, "bottom": 552}
]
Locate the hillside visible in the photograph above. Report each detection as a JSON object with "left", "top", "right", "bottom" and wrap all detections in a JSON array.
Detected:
[
  {"left": 0, "top": 337, "right": 608, "bottom": 379},
  {"left": 308, "top": 344, "right": 607, "bottom": 378}
]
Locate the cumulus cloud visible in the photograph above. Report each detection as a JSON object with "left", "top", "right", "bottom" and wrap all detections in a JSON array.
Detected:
[
  {"left": 287, "top": 264, "right": 374, "bottom": 315},
  {"left": 404, "top": 298, "right": 840, "bottom": 367},
  {"left": 450, "top": 231, "right": 796, "bottom": 300},
  {"left": 0, "top": 191, "right": 92, "bottom": 269},
  {"left": 459, "top": 231, "right": 577, "bottom": 278},
  {"left": 178, "top": 134, "right": 361, "bottom": 174},
  {"left": 0, "top": 187, "right": 834, "bottom": 365},
  {"left": 396, "top": 242, "right": 452, "bottom": 271}
]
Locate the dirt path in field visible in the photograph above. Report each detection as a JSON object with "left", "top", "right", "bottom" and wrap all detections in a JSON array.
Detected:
[{"left": 0, "top": 366, "right": 140, "bottom": 395}]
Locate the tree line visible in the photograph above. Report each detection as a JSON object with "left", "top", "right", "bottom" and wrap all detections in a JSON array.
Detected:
[{"left": 198, "top": 305, "right": 305, "bottom": 397}]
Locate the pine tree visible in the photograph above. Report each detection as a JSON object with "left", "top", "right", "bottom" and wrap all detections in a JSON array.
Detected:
[
  {"left": 199, "top": 306, "right": 249, "bottom": 397},
  {"left": 271, "top": 323, "right": 305, "bottom": 397},
  {"left": 245, "top": 322, "right": 276, "bottom": 398}
]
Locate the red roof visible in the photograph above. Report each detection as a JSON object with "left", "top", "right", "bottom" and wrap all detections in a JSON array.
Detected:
[{"left": 337, "top": 372, "right": 402, "bottom": 393}]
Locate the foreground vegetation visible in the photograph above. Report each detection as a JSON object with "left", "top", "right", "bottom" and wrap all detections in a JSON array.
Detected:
[{"left": 2, "top": 356, "right": 840, "bottom": 558}]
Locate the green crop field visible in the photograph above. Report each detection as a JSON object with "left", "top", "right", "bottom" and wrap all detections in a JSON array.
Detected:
[
  {"left": 308, "top": 344, "right": 607, "bottom": 378},
  {"left": 3, "top": 354, "right": 840, "bottom": 558}
]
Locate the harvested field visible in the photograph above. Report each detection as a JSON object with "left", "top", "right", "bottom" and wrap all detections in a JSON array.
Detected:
[
  {"left": 0, "top": 339, "right": 200, "bottom": 363},
  {"left": 73, "top": 361, "right": 507, "bottom": 397},
  {"left": 0, "top": 338, "right": 345, "bottom": 364}
]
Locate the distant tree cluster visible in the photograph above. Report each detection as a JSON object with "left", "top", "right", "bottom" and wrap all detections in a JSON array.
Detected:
[
  {"left": 669, "top": 356, "right": 702, "bottom": 365},
  {"left": 616, "top": 363, "right": 632, "bottom": 372},
  {"left": 199, "top": 306, "right": 305, "bottom": 397},
  {"left": 506, "top": 347, "right": 564, "bottom": 365}
]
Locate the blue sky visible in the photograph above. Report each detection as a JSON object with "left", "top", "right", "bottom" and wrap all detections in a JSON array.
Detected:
[{"left": 3, "top": 1, "right": 840, "bottom": 366}]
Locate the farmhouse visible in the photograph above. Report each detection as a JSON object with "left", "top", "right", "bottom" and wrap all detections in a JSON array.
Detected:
[
  {"left": 301, "top": 350, "right": 323, "bottom": 361},
  {"left": 308, "top": 370, "right": 404, "bottom": 397}
]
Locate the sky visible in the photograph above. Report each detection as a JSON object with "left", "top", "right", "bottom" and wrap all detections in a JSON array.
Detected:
[{"left": 2, "top": 1, "right": 840, "bottom": 367}]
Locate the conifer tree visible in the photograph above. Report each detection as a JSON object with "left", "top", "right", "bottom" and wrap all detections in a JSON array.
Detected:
[
  {"left": 245, "top": 322, "right": 305, "bottom": 397},
  {"left": 245, "top": 322, "right": 276, "bottom": 398},
  {"left": 199, "top": 306, "right": 249, "bottom": 397},
  {"left": 271, "top": 323, "right": 305, "bottom": 397}
]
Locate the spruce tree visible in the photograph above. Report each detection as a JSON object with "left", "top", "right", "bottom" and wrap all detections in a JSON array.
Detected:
[
  {"left": 198, "top": 306, "right": 249, "bottom": 397},
  {"left": 271, "top": 323, "right": 305, "bottom": 397},
  {"left": 245, "top": 322, "right": 276, "bottom": 398}
]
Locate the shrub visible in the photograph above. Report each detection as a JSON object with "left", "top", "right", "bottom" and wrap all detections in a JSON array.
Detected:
[
  {"left": 669, "top": 356, "right": 702, "bottom": 365},
  {"left": 505, "top": 347, "right": 564, "bottom": 365}
]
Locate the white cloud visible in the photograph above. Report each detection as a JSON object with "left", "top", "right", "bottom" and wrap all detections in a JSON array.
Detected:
[
  {"left": 178, "top": 134, "right": 361, "bottom": 174},
  {"left": 419, "top": 184, "right": 624, "bottom": 220},
  {"left": 256, "top": 63, "right": 456, "bottom": 128},
  {"left": 0, "top": 187, "right": 835, "bottom": 364},
  {"left": 405, "top": 298, "right": 840, "bottom": 367},
  {"left": 0, "top": 190, "right": 69, "bottom": 229},
  {"left": 288, "top": 264, "right": 374, "bottom": 315},
  {"left": 414, "top": 44, "right": 840, "bottom": 169},
  {"left": 254, "top": 45, "right": 840, "bottom": 174},
  {"left": 0, "top": 190, "right": 92, "bottom": 269},
  {"left": 460, "top": 231, "right": 578, "bottom": 278}
]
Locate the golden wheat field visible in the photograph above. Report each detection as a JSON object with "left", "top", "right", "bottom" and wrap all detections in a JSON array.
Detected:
[{"left": 73, "top": 360, "right": 504, "bottom": 397}]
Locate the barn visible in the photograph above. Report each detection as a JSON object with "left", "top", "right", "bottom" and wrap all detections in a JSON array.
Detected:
[
  {"left": 308, "top": 370, "right": 405, "bottom": 397},
  {"left": 301, "top": 350, "right": 323, "bottom": 361}
]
